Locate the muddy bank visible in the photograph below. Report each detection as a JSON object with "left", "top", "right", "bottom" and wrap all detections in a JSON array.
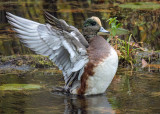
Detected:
[
  {"left": 0, "top": 55, "right": 56, "bottom": 74},
  {"left": 0, "top": 51, "right": 159, "bottom": 74},
  {"left": 135, "top": 51, "right": 160, "bottom": 65}
]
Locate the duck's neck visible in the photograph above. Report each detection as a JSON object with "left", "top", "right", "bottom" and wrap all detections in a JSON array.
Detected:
[
  {"left": 82, "top": 26, "right": 99, "bottom": 43},
  {"left": 84, "top": 34, "right": 98, "bottom": 43}
]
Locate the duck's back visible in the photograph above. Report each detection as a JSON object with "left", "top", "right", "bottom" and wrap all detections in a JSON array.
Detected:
[{"left": 77, "top": 36, "right": 118, "bottom": 95}]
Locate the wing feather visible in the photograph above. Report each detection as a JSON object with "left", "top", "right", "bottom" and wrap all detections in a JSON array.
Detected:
[
  {"left": 6, "top": 12, "right": 89, "bottom": 89},
  {"left": 17, "top": 35, "right": 40, "bottom": 40},
  {"left": 44, "top": 11, "right": 89, "bottom": 48}
]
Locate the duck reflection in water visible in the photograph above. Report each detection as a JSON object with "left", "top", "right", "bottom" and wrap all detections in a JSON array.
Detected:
[{"left": 62, "top": 94, "right": 115, "bottom": 114}]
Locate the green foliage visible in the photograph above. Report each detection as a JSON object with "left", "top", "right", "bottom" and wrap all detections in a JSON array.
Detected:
[
  {"left": 107, "top": 17, "right": 122, "bottom": 39},
  {"left": 107, "top": 17, "right": 139, "bottom": 68},
  {"left": 108, "top": 97, "right": 120, "bottom": 109},
  {"left": 114, "top": 34, "right": 139, "bottom": 68},
  {"left": 107, "top": 17, "right": 129, "bottom": 42}
]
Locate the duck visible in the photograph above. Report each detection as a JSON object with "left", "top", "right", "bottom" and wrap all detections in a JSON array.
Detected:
[{"left": 6, "top": 12, "right": 118, "bottom": 96}]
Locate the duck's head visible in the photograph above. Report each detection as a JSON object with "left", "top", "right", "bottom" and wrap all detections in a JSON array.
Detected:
[{"left": 82, "top": 16, "right": 110, "bottom": 42}]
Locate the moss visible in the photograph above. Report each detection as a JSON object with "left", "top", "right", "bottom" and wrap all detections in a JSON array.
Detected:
[
  {"left": 0, "top": 54, "right": 56, "bottom": 69},
  {"left": 0, "top": 84, "right": 42, "bottom": 91},
  {"left": 1, "top": 57, "right": 8, "bottom": 62}
]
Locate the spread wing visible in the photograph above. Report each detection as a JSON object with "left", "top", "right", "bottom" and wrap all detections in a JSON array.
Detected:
[
  {"left": 6, "top": 12, "right": 89, "bottom": 90},
  {"left": 44, "top": 11, "right": 89, "bottom": 48}
]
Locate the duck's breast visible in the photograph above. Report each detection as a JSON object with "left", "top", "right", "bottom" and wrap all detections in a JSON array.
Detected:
[
  {"left": 85, "top": 47, "right": 118, "bottom": 95},
  {"left": 74, "top": 36, "right": 118, "bottom": 95}
]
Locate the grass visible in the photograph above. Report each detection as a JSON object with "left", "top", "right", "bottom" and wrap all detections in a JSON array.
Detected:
[
  {"left": 107, "top": 17, "right": 140, "bottom": 68},
  {"left": 113, "top": 35, "right": 138, "bottom": 68}
]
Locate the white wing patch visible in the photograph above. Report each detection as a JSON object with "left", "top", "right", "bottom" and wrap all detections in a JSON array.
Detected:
[{"left": 71, "top": 31, "right": 80, "bottom": 41}]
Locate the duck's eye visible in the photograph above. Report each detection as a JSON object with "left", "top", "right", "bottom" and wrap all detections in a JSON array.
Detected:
[
  {"left": 91, "top": 22, "right": 96, "bottom": 26},
  {"left": 91, "top": 21, "right": 96, "bottom": 26}
]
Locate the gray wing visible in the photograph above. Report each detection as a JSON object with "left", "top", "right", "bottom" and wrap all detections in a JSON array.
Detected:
[
  {"left": 44, "top": 11, "right": 89, "bottom": 48},
  {"left": 6, "top": 12, "right": 89, "bottom": 89}
]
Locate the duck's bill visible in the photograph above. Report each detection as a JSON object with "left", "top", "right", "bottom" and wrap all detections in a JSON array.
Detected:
[{"left": 97, "top": 27, "right": 110, "bottom": 35}]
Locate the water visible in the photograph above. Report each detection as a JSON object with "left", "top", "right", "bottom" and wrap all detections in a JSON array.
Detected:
[
  {"left": 0, "top": 0, "right": 160, "bottom": 114},
  {"left": 0, "top": 68, "right": 160, "bottom": 114}
]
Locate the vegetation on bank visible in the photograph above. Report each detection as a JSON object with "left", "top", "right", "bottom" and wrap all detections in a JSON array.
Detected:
[
  {"left": 107, "top": 17, "right": 160, "bottom": 68},
  {"left": 0, "top": 55, "right": 57, "bottom": 74},
  {"left": 0, "top": 55, "right": 54, "bottom": 68}
]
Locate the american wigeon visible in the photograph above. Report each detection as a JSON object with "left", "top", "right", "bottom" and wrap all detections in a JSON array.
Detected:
[{"left": 6, "top": 12, "right": 118, "bottom": 95}]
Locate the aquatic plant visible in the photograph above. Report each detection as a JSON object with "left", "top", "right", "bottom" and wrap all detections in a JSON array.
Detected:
[
  {"left": 107, "top": 17, "right": 122, "bottom": 42},
  {"left": 114, "top": 34, "right": 138, "bottom": 68},
  {"left": 107, "top": 17, "right": 139, "bottom": 68}
]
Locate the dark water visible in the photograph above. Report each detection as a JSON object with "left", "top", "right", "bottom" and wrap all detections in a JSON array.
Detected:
[
  {"left": 0, "top": 68, "right": 160, "bottom": 114},
  {"left": 0, "top": 0, "right": 160, "bottom": 55}
]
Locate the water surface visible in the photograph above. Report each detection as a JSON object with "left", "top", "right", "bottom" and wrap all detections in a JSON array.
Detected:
[{"left": 0, "top": 68, "right": 160, "bottom": 114}]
